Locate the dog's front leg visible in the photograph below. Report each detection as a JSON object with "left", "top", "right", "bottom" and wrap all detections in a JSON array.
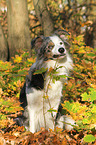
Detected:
[
  {"left": 26, "top": 87, "right": 37, "bottom": 133},
  {"left": 28, "top": 106, "right": 36, "bottom": 133}
]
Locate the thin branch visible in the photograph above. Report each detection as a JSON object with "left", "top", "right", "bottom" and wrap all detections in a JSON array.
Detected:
[{"left": 30, "top": 24, "right": 41, "bottom": 30}]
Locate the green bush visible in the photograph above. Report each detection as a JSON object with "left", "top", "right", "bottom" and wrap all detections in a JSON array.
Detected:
[{"left": 0, "top": 51, "right": 35, "bottom": 128}]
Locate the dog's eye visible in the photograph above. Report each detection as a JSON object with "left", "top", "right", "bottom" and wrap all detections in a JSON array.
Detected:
[
  {"left": 48, "top": 45, "right": 53, "bottom": 49},
  {"left": 60, "top": 42, "right": 63, "bottom": 45},
  {"left": 47, "top": 50, "right": 50, "bottom": 52}
]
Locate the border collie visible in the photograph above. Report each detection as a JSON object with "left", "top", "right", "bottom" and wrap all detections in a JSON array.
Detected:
[{"left": 19, "top": 30, "right": 75, "bottom": 133}]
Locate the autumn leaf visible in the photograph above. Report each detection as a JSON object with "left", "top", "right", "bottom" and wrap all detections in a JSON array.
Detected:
[
  {"left": 81, "top": 88, "right": 96, "bottom": 102},
  {"left": 13, "top": 55, "right": 22, "bottom": 63},
  {"left": 84, "top": 134, "right": 96, "bottom": 143}
]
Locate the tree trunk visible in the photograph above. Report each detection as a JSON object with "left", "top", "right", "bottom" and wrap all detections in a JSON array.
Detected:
[
  {"left": 84, "top": 21, "right": 96, "bottom": 48},
  {"left": 33, "top": 0, "right": 54, "bottom": 36},
  {"left": 92, "top": 21, "right": 96, "bottom": 48},
  {"left": 0, "top": 24, "right": 8, "bottom": 61},
  {"left": 6, "top": 0, "right": 31, "bottom": 58}
]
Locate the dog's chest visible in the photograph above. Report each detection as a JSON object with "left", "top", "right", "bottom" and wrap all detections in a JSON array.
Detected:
[
  {"left": 26, "top": 60, "right": 69, "bottom": 110},
  {"left": 44, "top": 77, "right": 63, "bottom": 102},
  {"left": 26, "top": 75, "right": 63, "bottom": 110}
]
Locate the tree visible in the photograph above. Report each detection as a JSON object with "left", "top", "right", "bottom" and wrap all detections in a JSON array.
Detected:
[
  {"left": 6, "top": 0, "right": 31, "bottom": 58},
  {"left": 84, "top": 21, "right": 96, "bottom": 48},
  {"left": 0, "top": 24, "right": 8, "bottom": 61},
  {"left": 93, "top": 21, "right": 96, "bottom": 48},
  {"left": 33, "top": 0, "right": 54, "bottom": 36}
]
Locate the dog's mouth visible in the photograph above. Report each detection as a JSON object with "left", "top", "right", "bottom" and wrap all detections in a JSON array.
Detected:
[{"left": 53, "top": 54, "right": 66, "bottom": 59}]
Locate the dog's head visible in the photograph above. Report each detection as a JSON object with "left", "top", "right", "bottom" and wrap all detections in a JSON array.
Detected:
[{"left": 31, "top": 30, "right": 70, "bottom": 61}]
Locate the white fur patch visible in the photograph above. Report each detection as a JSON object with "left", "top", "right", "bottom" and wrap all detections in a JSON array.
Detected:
[{"left": 49, "top": 35, "right": 66, "bottom": 55}]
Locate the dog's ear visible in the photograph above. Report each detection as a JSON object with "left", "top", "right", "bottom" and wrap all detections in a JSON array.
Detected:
[
  {"left": 55, "top": 29, "right": 70, "bottom": 47},
  {"left": 54, "top": 29, "right": 70, "bottom": 40},
  {"left": 31, "top": 36, "right": 44, "bottom": 49},
  {"left": 31, "top": 36, "right": 44, "bottom": 54}
]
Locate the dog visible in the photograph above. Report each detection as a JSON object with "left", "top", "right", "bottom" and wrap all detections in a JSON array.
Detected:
[{"left": 18, "top": 30, "right": 75, "bottom": 133}]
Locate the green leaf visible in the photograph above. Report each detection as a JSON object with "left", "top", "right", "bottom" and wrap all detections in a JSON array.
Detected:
[
  {"left": 86, "top": 53, "right": 95, "bottom": 57},
  {"left": 0, "top": 113, "right": 7, "bottom": 120},
  {"left": 81, "top": 88, "right": 96, "bottom": 102},
  {"left": 22, "top": 52, "right": 29, "bottom": 58},
  {"left": 18, "top": 69, "right": 27, "bottom": 75},
  {"left": 62, "top": 101, "right": 72, "bottom": 112},
  {"left": 33, "top": 68, "right": 47, "bottom": 74},
  {"left": 59, "top": 75, "right": 67, "bottom": 78},
  {"left": 81, "top": 92, "right": 89, "bottom": 101},
  {"left": 84, "top": 134, "right": 96, "bottom": 143},
  {"left": 82, "top": 118, "right": 89, "bottom": 124},
  {"left": 47, "top": 108, "right": 57, "bottom": 113}
]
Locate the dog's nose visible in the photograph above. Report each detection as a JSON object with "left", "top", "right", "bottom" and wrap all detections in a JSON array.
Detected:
[{"left": 58, "top": 47, "right": 65, "bottom": 53}]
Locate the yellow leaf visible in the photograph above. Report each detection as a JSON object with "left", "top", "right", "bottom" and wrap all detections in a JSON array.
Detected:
[
  {"left": 90, "top": 84, "right": 96, "bottom": 89},
  {"left": 85, "top": 21, "right": 93, "bottom": 25},
  {"left": 27, "top": 58, "right": 36, "bottom": 63},
  {"left": 16, "top": 80, "right": 22, "bottom": 87},
  {"left": 43, "top": 95, "right": 49, "bottom": 99},
  {"left": 65, "top": 6, "right": 69, "bottom": 10},
  {"left": 0, "top": 88, "right": 3, "bottom": 97},
  {"left": 48, "top": 85, "right": 52, "bottom": 89},
  {"left": 76, "top": 64, "right": 84, "bottom": 69},
  {"left": 14, "top": 55, "right": 22, "bottom": 63},
  {"left": 61, "top": 138, "right": 67, "bottom": 145},
  {"left": 48, "top": 67, "right": 54, "bottom": 72}
]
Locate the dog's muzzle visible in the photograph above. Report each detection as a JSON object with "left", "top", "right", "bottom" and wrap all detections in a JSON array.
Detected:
[{"left": 53, "top": 47, "right": 66, "bottom": 59}]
